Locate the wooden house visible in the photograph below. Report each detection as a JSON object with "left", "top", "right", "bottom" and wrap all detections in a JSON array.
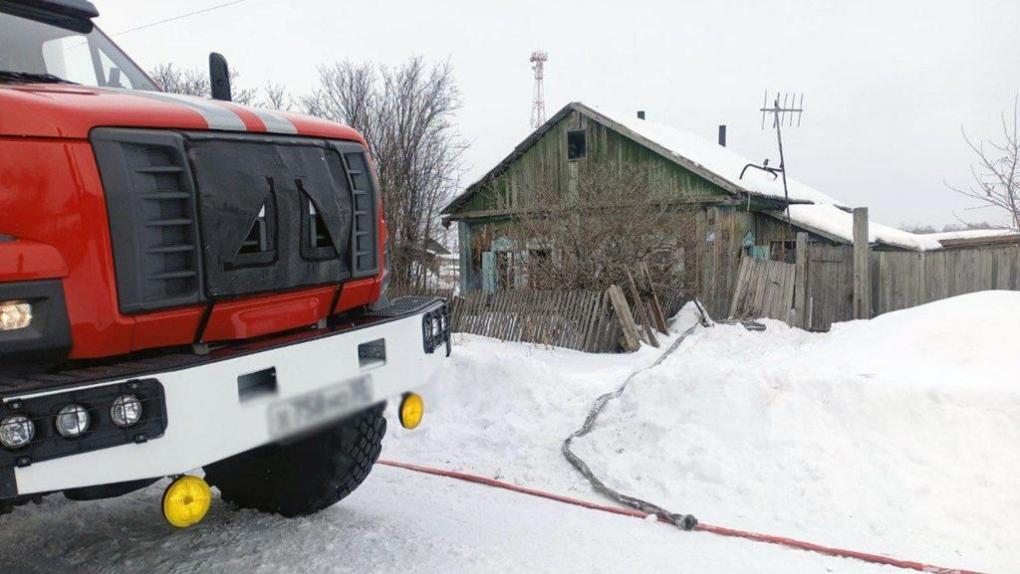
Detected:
[{"left": 442, "top": 102, "right": 973, "bottom": 318}]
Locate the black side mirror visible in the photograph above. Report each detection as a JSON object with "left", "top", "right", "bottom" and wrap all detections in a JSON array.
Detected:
[{"left": 209, "top": 53, "right": 232, "bottom": 102}]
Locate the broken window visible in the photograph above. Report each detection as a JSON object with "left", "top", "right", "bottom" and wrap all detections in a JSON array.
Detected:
[{"left": 567, "top": 130, "right": 587, "bottom": 160}]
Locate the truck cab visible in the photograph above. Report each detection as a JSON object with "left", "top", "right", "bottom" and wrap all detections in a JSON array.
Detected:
[{"left": 0, "top": 0, "right": 449, "bottom": 525}]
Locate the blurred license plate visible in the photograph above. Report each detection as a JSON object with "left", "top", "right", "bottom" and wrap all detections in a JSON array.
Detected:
[{"left": 268, "top": 376, "right": 372, "bottom": 439}]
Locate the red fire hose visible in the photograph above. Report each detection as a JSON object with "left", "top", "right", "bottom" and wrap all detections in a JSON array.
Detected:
[{"left": 378, "top": 459, "right": 985, "bottom": 574}]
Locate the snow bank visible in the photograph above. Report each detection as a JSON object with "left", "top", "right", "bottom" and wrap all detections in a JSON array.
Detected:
[{"left": 572, "top": 292, "right": 1020, "bottom": 573}]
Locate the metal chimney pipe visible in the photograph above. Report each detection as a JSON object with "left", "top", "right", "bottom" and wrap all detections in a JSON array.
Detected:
[
  {"left": 718, "top": 125, "right": 727, "bottom": 147},
  {"left": 637, "top": 111, "right": 646, "bottom": 120}
]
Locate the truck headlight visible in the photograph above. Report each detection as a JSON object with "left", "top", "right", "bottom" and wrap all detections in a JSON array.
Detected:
[
  {"left": 0, "top": 301, "right": 31, "bottom": 331},
  {"left": 110, "top": 395, "right": 143, "bottom": 428},
  {"left": 55, "top": 404, "right": 90, "bottom": 438},
  {"left": 0, "top": 415, "right": 35, "bottom": 449}
]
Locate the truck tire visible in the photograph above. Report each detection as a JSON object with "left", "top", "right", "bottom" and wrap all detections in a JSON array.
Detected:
[{"left": 204, "top": 403, "right": 387, "bottom": 517}]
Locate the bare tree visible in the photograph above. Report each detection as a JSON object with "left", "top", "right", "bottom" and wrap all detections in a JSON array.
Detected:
[
  {"left": 949, "top": 96, "right": 1020, "bottom": 230},
  {"left": 149, "top": 63, "right": 208, "bottom": 96},
  {"left": 148, "top": 63, "right": 258, "bottom": 106},
  {"left": 303, "top": 57, "right": 466, "bottom": 290},
  {"left": 262, "top": 82, "right": 293, "bottom": 111},
  {"left": 488, "top": 162, "right": 697, "bottom": 293}
]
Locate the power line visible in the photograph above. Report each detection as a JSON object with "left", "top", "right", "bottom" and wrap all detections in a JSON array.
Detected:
[{"left": 110, "top": 0, "right": 252, "bottom": 37}]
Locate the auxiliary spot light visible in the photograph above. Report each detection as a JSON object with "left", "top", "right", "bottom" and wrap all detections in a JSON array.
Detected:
[
  {"left": 0, "top": 415, "right": 34, "bottom": 449},
  {"left": 162, "top": 475, "right": 212, "bottom": 528},
  {"left": 399, "top": 393, "right": 425, "bottom": 430},
  {"left": 55, "top": 404, "right": 90, "bottom": 438},
  {"left": 111, "top": 395, "right": 143, "bottom": 428}
]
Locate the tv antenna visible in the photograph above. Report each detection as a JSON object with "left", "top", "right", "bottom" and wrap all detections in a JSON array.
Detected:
[
  {"left": 740, "top": 90, "right": 805, "bottom": 243},
  {"left": 530, "top": 51, "right": 548, "bottom": 129}
]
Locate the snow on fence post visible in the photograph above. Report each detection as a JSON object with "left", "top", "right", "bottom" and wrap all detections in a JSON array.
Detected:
[{"left": 853, "top": 208, "right": 872, "bottom": 320}]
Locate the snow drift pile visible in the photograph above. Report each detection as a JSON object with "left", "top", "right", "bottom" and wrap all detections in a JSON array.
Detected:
[{"left": 389, "top": 291, "right": 1020, "bottom": 573}]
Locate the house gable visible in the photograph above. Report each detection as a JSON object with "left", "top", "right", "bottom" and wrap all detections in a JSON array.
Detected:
[{"left": 446, "top": 104, "right": 758, "bottom": 220}]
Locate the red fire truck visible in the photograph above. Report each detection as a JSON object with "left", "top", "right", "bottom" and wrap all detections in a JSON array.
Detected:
[{"left": 0, "top": 0, "right": 449, "bottom": 527}]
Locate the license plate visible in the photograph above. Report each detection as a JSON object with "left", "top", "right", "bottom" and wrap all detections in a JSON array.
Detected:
[{"left": 267, "top": 376, "right": 373, "bottom": 439}]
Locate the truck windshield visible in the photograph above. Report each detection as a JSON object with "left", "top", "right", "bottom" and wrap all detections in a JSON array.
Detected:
[{"left": 0, "top": 9, "right": 156, "bottom": 90}]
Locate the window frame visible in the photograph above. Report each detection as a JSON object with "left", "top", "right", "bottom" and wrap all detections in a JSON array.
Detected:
[{"left": 567, "top": 129, "right": 587, "bottom": 161}]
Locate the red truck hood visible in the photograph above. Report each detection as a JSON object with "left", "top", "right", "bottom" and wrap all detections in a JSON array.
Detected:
[{"left": 0, "top": 84, "right": 366, "bottom": 143}]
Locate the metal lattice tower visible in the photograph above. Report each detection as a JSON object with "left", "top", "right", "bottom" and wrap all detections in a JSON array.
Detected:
[{"left": 530, "top": 50, "right": 548, "bottom": 129}]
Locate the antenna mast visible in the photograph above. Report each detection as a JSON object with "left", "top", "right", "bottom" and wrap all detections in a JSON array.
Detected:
[
  {"left": 740, "top": 90, "right": 805, "bottom": 243},
  {"left": 530, "top": 50, "right": 548, "bottom": 129}
]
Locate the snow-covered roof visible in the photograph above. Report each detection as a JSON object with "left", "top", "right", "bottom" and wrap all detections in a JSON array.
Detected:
[
  {"left": 918, "top": 229, "right": 1019, "bottom": 241},
  {"left": 590, "top": 106, "right": 958, "bottom": 250},
  {"left": 769, "top": 204, "right": 943, "bottom": 251},
  {"left": 601, "top": 108, "right": 839, "bottom": 205}
]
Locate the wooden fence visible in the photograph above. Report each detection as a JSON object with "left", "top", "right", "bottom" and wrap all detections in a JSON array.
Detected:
[
  {"left": 800, "top": 243, "right": 855, "bottom": 331},
  {"left": 391, "top": 279, "right": 688, "bottom": 353},
  {"left": 445, "top": 290, "right": 612, "bottom": 351},
  {"left": 870, "top": 246, "right": 1020, "bottom": 315},
  {"left": 392, "top": 288, "right": 629, "bottom": 352},
  {"left": 720, "top": 242, "right": 1020, "bottom": 331},
  {"left": 791, "top": 242, "right": 1020, "bottom": 331}
]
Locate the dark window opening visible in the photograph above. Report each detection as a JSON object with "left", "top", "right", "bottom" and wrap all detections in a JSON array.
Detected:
[
  {"left": 770, "top": 240, "right": 797, "bottom": 263},
  {"left": 567, "top": 130, "right": 587, "bottom": 160}
]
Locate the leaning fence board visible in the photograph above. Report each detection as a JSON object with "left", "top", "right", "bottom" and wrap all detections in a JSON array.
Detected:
[{"left": 728, "top": 257, "right": 796, "bottom": 322}]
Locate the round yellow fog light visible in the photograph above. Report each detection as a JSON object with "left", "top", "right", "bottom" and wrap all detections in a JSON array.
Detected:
[
  {"left": 399, "top": 393, "right": 425, "bottom": 430},
  {"left": 162, "top": 475, "right": 212, "bottom": 528}
]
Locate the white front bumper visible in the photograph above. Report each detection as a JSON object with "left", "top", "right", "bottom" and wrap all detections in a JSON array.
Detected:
[{"left": 10, "top": 302, "right": 448, "bottom": 496}]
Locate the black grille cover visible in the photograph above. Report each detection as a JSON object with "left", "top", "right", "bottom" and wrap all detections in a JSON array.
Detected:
[
  {"left": 92, "top": 129, "right": 377, "bottom": 313},
  {"left": 185, "top": 133, "right": 353, "bottom": 298}
]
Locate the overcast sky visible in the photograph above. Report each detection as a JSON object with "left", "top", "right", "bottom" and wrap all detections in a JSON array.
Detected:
[{"left": 96, "top": 0, "right": 1020, "bottom": 229}]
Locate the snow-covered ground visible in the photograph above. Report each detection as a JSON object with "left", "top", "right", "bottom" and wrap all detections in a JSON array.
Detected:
[
  {"left": 389, "top": 291, "right": 1020, "bottom": 573},
  {"left": 0, "top": 292, "right": 1015, "bottom": 573}
]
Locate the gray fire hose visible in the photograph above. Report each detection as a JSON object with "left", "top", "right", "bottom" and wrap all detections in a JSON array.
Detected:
[{"left": 562, "top": 302, "right": 711, "bottom": 531}]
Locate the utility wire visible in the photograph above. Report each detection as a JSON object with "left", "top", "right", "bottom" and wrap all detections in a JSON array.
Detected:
[{"left": 110, "top": 0, "right": 252, "bottom": 37}]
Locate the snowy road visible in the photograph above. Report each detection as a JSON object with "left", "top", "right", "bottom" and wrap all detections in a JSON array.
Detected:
[{"left": 0, "top": 465, "right": 898, "bottom": 574}]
